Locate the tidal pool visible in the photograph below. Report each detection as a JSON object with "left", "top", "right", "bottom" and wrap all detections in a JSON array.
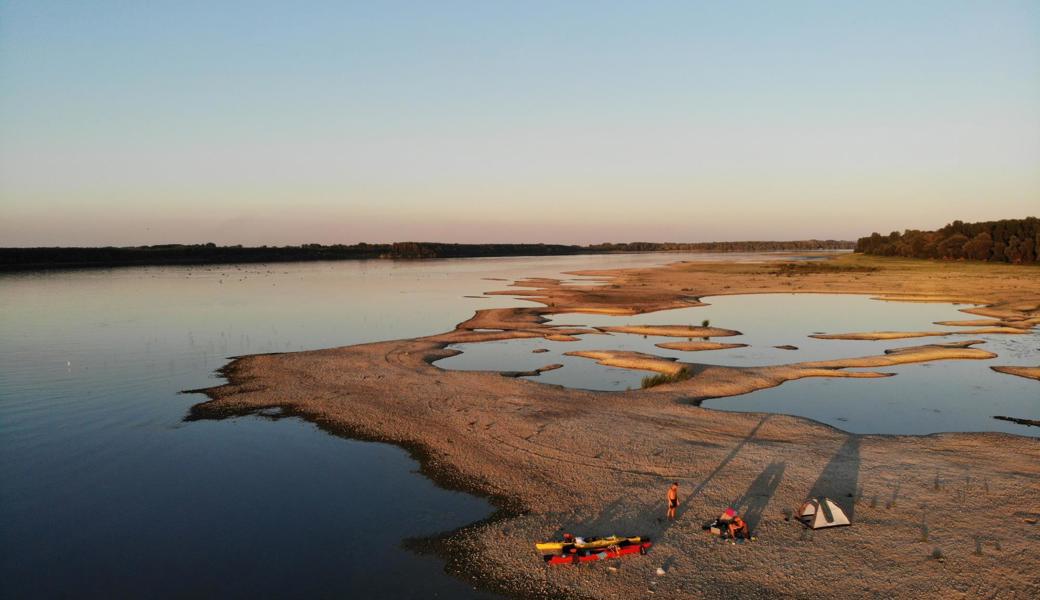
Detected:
[{"left": 435, "top": 294, "right": 1039, "bottom": 437}]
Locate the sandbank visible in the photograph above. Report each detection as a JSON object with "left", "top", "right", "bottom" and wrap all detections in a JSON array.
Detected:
[
  {"left": 990, "top": 365, "right": 1040, "bottom": 382},
  {"left": 500, "top": 364, "right": 564, "bottom": 378},
  {"left": 597, "top": 325, "right": 742, "bottom": 338},
  {"left": 189, "top": 254, "right": 1040, "bottom": 599},
  {"left": 563, "top": 350, "right": 685, "bottom": 375},
  {"left": 655, "top": 341, "right": 749, "bottom": 352},
  {"left": 809, "top": 327, "right": 1024, "bottom": 341}
]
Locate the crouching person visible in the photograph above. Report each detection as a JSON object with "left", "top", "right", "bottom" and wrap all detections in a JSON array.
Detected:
[{"left": 728, "top": 515, "right": 750, "bottom": 540}]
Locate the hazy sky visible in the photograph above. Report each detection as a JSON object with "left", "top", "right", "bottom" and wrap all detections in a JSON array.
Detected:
[{"left": 2, "top": 1, "right": 1038, "bottom": 246}]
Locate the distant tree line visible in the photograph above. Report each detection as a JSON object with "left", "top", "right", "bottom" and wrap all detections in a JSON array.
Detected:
[
  {"left": 855, "top": 218, "right": 1039, "bottom": 264},
  {"left": 385, "top": 242, "right": 586, "bottom": 259},
  {"left": 588, "top": 240, "right": 853, "bottom": 253},
  {"left": 0, "top": 243, "right": 386, "bottom": 270},
  {"left": 0, "top": 239, "right": 853, "bottom": 271}
]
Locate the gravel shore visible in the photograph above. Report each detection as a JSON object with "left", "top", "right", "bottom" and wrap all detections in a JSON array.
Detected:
[{"left": 189, "top": 254, "right": 1040, "bottom": 599}]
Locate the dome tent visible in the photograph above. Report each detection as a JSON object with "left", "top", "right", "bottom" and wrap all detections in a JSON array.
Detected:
[{"left": 798, "top": 497, "right": 850, "bottom": 529}]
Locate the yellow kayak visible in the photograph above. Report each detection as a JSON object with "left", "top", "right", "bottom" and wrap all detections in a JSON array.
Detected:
[{"left": 535, "top": 535, "right": 643, "bottom": 555}]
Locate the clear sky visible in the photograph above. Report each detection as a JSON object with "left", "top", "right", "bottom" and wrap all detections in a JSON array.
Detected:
[{"left": 1, "top": 1, "right": 1038, "bottom": 246}]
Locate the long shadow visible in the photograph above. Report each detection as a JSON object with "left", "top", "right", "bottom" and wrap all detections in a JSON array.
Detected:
[
  {"left": 806, "top": 435, "right": 861, "bottom": 519},
  {"left": 683, "top": 414, "right": 772, "bottom": 508},
  {"left": 551, "top": 415, "right": 773, "bottom": 541},
  {"left": 644, "top": 414, "right": 773, "bottom": 538},
  {"left": 731, "top": 461, "right": 786, "bottom": 532},
  {"left": 551, "top": 494, "right": 661, "bottom": 538}
]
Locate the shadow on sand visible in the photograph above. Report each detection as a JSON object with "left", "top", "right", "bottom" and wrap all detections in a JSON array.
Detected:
[
  {"left": 553, "top": 416, "right": 774, "bottom": 541},
  {"left": 731, "top": 461, "right": 786, "bottom": 531},
  {"left": 806, "top": 436, "right": 861, "bottom": 519},
  {"left": 550, "top": 419, "right": 861, "bottom": 541},
  {"left": 654, "top": 414, "right": 774, "bottom": 537},
  {"left": 547, "top": 494, "right": 663, "bottom": 548},
  {"left": 679, "top": 414, "right": 772, "bottom": 515}
]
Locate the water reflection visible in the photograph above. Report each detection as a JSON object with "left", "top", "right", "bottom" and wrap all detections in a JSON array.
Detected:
[
  {"left": 3, "top": 252, "right": 819, "bottom": 597},
  {"left": 435, "top": 294, "right": 1039, "bottom": 436}
]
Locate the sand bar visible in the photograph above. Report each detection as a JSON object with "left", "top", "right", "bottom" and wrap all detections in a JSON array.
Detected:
[
  {"left": 809, "top": 327, "right": 1025, "bottom": 340},
  {"left": 189, "top": 254, "right": 1040, "bottom": 599},
  {"left": 598, "top": 325, "right": 742, "bottom": 338},
  {"left": 655, "top": 341, "right": 749, "bottom": 351},
  {"left": 563, "top": 350, "right": 685, "bottom": 375},
  {"left": 990, "top": 365, "right": 1040, "bottom": 382}
]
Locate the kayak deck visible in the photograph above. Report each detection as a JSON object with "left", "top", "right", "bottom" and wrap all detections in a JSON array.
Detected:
[
  {"left": 542, "top": 539, "right": 652, "bottom": 565},
  {"left": 540, "top": 536, "right": 653, "bottom": 565},
  {"left": 535, "top": 535, "right": 643, "bottom": 555}
]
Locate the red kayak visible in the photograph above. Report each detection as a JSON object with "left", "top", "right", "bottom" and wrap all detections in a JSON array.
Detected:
[{"left": 543, "top": 540, "right": 652, "bottom": 565}]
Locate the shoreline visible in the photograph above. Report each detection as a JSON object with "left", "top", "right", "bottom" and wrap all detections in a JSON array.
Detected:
[
  {"left": 186, "top": 254, "right": 1040, "bottom": 599},
  {"left": 187, "top": 380, "right": 541, "bottom": 600},
  {"left": 0, "top": 246, "right": 853, "bottom": 273}
]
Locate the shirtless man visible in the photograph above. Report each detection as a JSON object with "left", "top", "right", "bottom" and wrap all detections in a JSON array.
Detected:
[
  {"left": 667, "top": 482, "right": 679, "bottom": 520},
  {"left": 729, "top": 515, "right": 750, "bottom": 539}
]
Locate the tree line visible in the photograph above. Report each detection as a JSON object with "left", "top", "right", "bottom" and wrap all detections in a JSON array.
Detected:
[
  {"left": 588, "top": 240, "right": 853, "bottom": 253},
  {"left": 855, "top": 217, "right": 1039, "bottom": 264},
  {"left": 0, "top": 239, "right": 853, "bottom": 271}
]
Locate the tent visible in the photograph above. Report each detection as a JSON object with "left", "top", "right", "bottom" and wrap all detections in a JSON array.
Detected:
[{"left": 797, "top": 497, "right": 850, "bottom": 529}]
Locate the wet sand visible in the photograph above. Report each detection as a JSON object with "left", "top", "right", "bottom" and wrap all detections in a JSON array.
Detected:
[
  {"left": 656, "top": 341, "right": 749, "bottom": 352},
  {"left": 991, "top": 366, "right": 1040, "bottom": 382},
  {"left": 809, "top": 327, "right": 1025, "bottom": 340},
  {"left": 935, "top": 318, "right": 1040, "bottom": 329},
  {"left": 189, "top": 254, "right": 1040, "bottom": 599},
  {"left": 596, "top": 325, "right": 743, "bottom": 338}
]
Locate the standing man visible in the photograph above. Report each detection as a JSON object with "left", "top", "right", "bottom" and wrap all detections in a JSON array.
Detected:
[{"left": 667, "top": 482, "right": 679, "bottom": 520}]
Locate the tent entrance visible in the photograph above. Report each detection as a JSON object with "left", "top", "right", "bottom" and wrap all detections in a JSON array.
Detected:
[{"left": 798, "top": 497, "right": 850, "bottom": 529}]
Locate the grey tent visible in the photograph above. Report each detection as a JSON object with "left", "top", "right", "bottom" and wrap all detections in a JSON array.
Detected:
[{"left": 797, "top": 497, "right": 850, "bottom": 529}]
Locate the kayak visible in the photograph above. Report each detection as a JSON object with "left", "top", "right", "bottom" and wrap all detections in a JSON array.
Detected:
[
  {"left": 535, "top": 535, "right": 644, "bottom": 555},
  {"left": 543, "top": 540, "right": 652, "bottom": 565}
]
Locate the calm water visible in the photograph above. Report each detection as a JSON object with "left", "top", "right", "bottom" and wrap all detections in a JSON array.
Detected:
[
  {"left": 1, "top": 252, "right": 799, "bottom": 598},
  {"left": 436, "top": 294, "right": 1039, "bottom": 436}
]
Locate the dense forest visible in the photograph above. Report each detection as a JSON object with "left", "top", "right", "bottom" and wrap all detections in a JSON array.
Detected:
[
  {"left": 855, "top": 218, "right": 1039, "bottom": 264},
  {"left": 0, "top": 240, "right": 853, "bottom": 271}
]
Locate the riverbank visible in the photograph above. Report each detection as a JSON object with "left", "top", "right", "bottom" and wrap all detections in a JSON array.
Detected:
[
  {"left": 189, "top": 254, "right": 1040, "bottom": 599},
  {"left": 0, "top": 241, "right": 853, "bottom": 271}
]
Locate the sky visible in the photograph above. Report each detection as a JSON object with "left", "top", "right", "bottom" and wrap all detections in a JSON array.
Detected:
[{"left": 1, "top": 1, "right": 1038, "bottom": 246}]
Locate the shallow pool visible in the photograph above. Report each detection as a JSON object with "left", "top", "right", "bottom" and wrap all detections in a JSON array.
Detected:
[{"left": 434, "top": 294, "right": 1039, "bottom": 436}]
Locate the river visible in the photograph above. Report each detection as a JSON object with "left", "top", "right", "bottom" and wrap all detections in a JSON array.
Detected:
[{"left": 2, "top": 252, "right": 795, "bottom": 598}]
